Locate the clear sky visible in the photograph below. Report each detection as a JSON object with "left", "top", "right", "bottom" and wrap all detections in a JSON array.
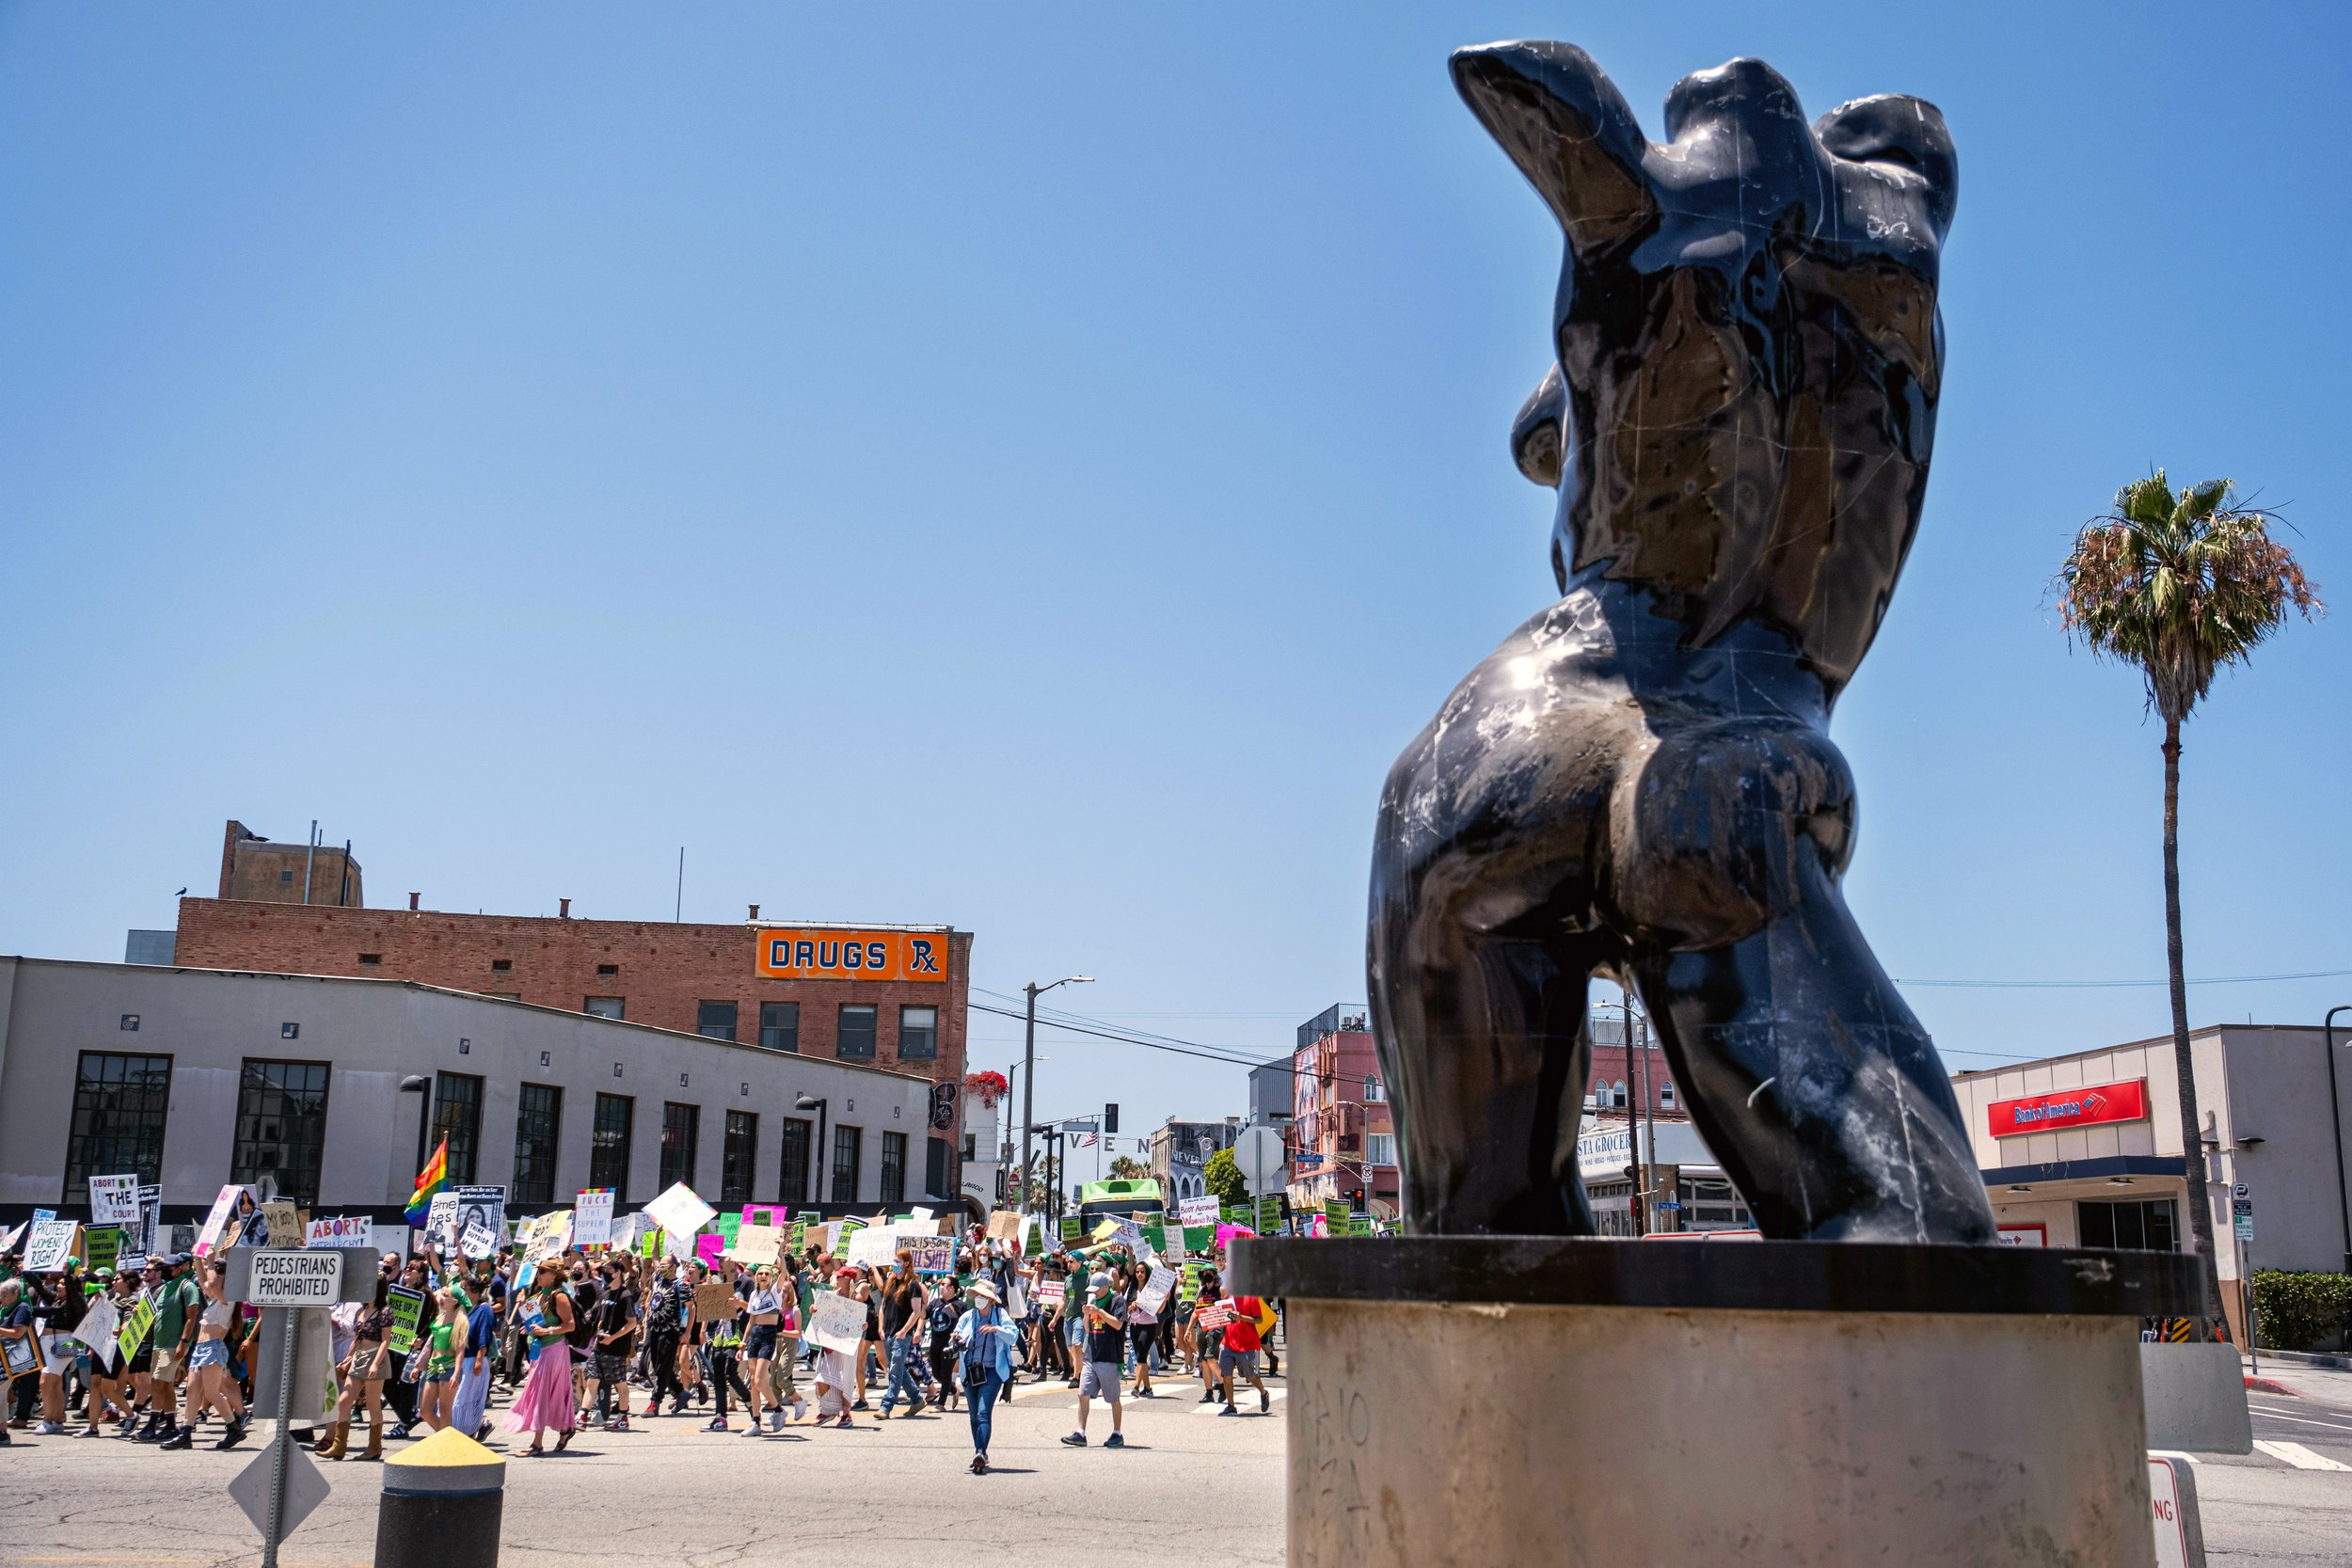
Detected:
[{"left": 4, "top": 4, "right": 2345, "bottom": 1164}]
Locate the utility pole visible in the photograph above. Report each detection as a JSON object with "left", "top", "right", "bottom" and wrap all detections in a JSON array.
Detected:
[
  {"left": 1624, "top": 994, "right": 1646, "bottom": 1236},
  {"left": 1019, "top": 974, "right": 1091, "bottom": 1217},
  {"left": 1635, "top": 998, "right": 1661, "bottom": 1233}
]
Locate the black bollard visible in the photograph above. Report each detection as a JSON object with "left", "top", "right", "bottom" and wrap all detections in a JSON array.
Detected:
[{"left": 375, "top": 1427, "right": 503, "bottom": 1568}]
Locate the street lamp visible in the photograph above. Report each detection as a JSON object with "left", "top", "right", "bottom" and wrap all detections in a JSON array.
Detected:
[
  {"left": 795, "top": 1095, "right": 829, "bottom": 1209},
  {"left": 1021, "top": 974, "right": 1091, "bottom": 1217},
  {"left": 399, "top": 1075, "right": 431, "bottom": 1182}
]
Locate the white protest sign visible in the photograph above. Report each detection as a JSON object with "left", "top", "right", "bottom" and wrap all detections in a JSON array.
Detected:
[
  {"left": 194, "top": 1183, "right": 249, "bottom": 1258},
  {"left": 645, "top": 1181, "right": 716, "bottom": 1241},
  {"left": 87, "top": 1175, "right": 141, "bottom": 1227},
  {"left": 1136, "top": 1263, "right": 1179, "bottom": 1316},
  {"left": 1178, "top": 1196, "right": 1219, "bottom": 1227},
  {"left": 306, "top": 1215, "right": 373, "bottom": 1248},
  {"left": 248, "top": 1249, "right": 344, "bottom": 1307},
  {"left": 453, "top": 1186, "right": 506, "bottom": 1252},
  {"left": 24, "top": 1220, "right": 79, "bottom": 1275},
  {"left": 807, "top": 1291, "right": 867, "bottom": 1354},
  {"left": 73, "top": 1295, "right": 121, "bottom": 1370},
  {"left": 574, "top": 1190, "right": 615, "bottom": 1248},
  {"left": 846, "top": 1227, "right": 898, "bottom": 1268},
  {"left": 425, "top": 1191, "right": 460, "bottom": 1247},
  {"left": 460, "top": 1218, "right": 497, "bottom": 1259}
]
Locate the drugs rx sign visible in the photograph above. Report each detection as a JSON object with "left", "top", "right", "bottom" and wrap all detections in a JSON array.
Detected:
[{"left": 247, "top": 1249, "right": 344, "bottom": 1307}]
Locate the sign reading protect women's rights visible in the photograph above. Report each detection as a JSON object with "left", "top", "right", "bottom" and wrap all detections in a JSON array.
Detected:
[{"left": 24, "top": 1220, "right": 79, "bottom": 1275}]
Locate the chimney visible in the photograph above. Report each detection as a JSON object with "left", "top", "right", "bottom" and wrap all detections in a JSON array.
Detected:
[
  {"left": 408, "top": 892, "right": 420, "bottom": 911},
  {"left": 748, "top": 903, "right": 760, "bottom": 921},
  {"left": 559, "top": 897, "right": 571, "bottom": 919}
]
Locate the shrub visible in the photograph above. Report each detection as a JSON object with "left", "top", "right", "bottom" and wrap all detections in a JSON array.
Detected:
[{"left": 2249, "top": 1270, "right": 2352, "bottom": 1352}]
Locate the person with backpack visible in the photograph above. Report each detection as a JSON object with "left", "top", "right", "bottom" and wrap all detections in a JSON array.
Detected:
[{"left": 949, "top": 1277, "right": 1017, "bottom": 1474}]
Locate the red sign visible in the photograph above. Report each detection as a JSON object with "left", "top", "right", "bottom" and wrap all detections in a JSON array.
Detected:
[{"left": 1987, "top": 1079, "right": 2148, "bottom": 1138}]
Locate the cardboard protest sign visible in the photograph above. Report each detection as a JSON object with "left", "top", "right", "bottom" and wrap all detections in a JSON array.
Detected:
[
  {"left": 986, "top": 1211, "right": 1024, "bottom": 1244},
  {"left": 846, "top": 1227, "right": 897, "bottom": 1268},
  {"left": 72, "top": 1296, "right": 121, "bottom": 1370},
  {"left": 904, "top": 1235, "right": 954, "bottom": 1275},
  {"left": 24, "top": 1220, "right": 78, "bottom": 1275},
  {"left": 573, "top": 1189, "right": 615, "bottom": 1249},
  {"left": 87, "top": 1174, "right": 141, "bottom": 1227},
  {"left": 691, "top": 1280, "right": 739, "bottom": 1324},
  {"left": 725, "top": 1224, "right": 787, "bottom": 1267},
  {"left": 259, "top": 1200, "right": 303, "bottom": 1249},
  {"left": 454, "top": 1187, "right": 506, "bottom": 1252},
  {"left": 1136, "top": 1264, "right": 1178, "bottom": 1316},
  {"left": 806, "top": 1291, "right": 866, "bottom": 1354},
  {"left": 525, "top": 1211, "right": 573, "bottom": 1260},
  {"left": 385, "top": 1286, "right": 428, "bottom": 1354},
  {"left": 645, "top": 1181, "right": 716, "bottom": 1241},
  {"left": 306, "top": 1215, "right": 373, "bottom": 1248},
  {"left": 116, "top": 1293, "right": 157, "bottom": 1362},
  {"left": 82, "top": 1227, "right": 122, "bottom": 1275}
]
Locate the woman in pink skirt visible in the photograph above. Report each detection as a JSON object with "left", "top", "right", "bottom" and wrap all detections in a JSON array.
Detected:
[{"left": 503, "top": 1269, "right": 578, "bottom": 1455}]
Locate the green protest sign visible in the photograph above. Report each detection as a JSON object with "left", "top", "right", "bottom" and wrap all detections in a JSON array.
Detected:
[
  {"left": 83, "top": 1227, "right": 123, "bottom": 1275},
  {"left": 385, "top": 1286, "right": 428, "bottom": 1354},
  {"left": 1254, "top": 1196, "right": 1282, "bottom": 1234},
  {"left": 789, "top": 1217, "right": 807, "bottom": 1249},
  {"left": 116, "top": 1294, "right": 156, "bottom": 1361},
  {"left": 1059, "top": 1215, "right": 1081, "bottom": 1243}
]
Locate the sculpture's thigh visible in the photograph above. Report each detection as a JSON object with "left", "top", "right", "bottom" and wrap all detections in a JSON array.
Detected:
[{"left": 1371, "top": 700, "right": 1625, "bottom": 1233}]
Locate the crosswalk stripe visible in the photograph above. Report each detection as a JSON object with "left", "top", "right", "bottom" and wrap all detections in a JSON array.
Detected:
[
  {"left": 2253, "top": 1439, "right": 2352, "bottom": 1471},
  {"left": 1194, "top": 1391, "right": 1284, "bottom": 1416}
]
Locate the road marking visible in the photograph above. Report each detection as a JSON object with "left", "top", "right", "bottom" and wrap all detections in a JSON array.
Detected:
[
  {"left": 1194, "top": 1391, "right": 1285, "bottom": 1416},
  {"left": 2149, "top": 1449, "right": 2203, "bottom": 1466},
  {"left": 2252, "top": 1439, "right": 2352, "bottom": 1471},
  {"left": 2249, "top": 1404, "right": 2352, "bottom": 1433}
]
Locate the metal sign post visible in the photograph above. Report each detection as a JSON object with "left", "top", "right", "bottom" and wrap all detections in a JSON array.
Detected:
[
  {"left": 261, "top": 1304, "right": 299, "bottom": 1568},
  {"left": 224, "top": 1247, "right": 371, "bottom": 1562},
  {"left": 2232, "top": 1187, "right": 2256, "bottom": 1373}
]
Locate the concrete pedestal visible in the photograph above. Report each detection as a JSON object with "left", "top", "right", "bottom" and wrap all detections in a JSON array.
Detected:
[{"left": 1232, "top": 1238, "right": 2202, "bottom": 1568}]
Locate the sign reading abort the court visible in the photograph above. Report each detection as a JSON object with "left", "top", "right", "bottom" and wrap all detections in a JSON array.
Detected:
[
  {"left": 755, "top": 927, "right": 947, "bottom": 984},
  {"left": 247, "top": 1248, "right": 344, "bottom": 1306}
]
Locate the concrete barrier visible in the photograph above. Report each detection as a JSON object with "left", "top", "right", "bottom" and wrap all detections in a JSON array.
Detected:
[{"left": 2140, "top": 1341, "right": 2251, "bottom": 1453}]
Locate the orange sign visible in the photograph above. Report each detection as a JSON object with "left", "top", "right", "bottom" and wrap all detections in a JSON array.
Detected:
[{"left": 755, "top": 928, "right": 948, "bottom": 984}]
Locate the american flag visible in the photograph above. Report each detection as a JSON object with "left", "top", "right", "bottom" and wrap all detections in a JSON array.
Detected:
[{"left": 1073, "top": 1132, "right": 1097, "bottom": 1148}]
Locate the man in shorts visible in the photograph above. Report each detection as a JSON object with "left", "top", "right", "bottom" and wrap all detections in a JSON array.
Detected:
[
  {"left": 142, "top": 1254, "right": 200, "bottom": 1443},
  {"left": 1216, "top": 1282, "right": 1272, "bottom": 1416},
  {"left": 1059, "top": 1271, "right": 1127, "bottom": 1449}
]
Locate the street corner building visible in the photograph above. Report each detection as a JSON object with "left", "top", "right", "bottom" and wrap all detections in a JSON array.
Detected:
[{"left": 0, "top": 817, "right": 979, "bottom": 1228}]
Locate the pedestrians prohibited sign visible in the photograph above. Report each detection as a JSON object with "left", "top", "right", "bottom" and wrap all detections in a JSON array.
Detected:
[{"left": 247, "top": 1249, "right": 343, "bottom": 1306}]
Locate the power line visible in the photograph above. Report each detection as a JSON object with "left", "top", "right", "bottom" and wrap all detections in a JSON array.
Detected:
[{"left": 1893, "top": 966, "right": 2352, "bottom": 990}]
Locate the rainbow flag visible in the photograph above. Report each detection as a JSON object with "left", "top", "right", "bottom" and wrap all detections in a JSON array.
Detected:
[{"left": 404, "top": 1134, "right": 449, "bottom": 1227}]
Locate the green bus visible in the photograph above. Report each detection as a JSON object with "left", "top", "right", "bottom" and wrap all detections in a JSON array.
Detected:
[{"left": 1075, "top": 1177, "right": 1166, "bottom": 1229}]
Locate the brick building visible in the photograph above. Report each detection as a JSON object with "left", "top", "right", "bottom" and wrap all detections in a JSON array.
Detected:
[
  {"left": 217, "top": 819, "right": 363, "bottom": 907},
  {"left": 168, "top": 820, "right": 974, "bottom": 1201},
  {"left": 1286, "top": 1004, "right": 1400, "bottom": 1218}
]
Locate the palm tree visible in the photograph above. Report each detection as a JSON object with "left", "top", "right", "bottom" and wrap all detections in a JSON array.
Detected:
[{"left": 2058, "top": 472, "right": 2320, "bottom": 1326}]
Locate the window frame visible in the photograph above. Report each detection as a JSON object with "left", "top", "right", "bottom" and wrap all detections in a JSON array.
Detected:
[
  {"left": 758, "top": 1001, "right": 801, "bottom": 1053},
  {"left": 831, "top": 1124, "right": 863, "bottom": 1204},
  {"left": 62, "top": 1051, "right": 174, "bottom": 1206},
  {"left": 590, "top": 1092, "right": 635, "bottom": 1203},
  {"left": 696, "top": 1000, "right": 739, "bottom": 1042},
  {"left": 780, "top": 1117, "right": 813, "bottom": 1204},
  {"left": 430, "top": 1071, "right": 485, "bottom": 1183},
  {"left": 230, "top": 1057, "right": 332, "bottom": 1206},
  {"left": 512, "top": 1083, "right": 564, "bottom": 1206},
  {"left": 660, "top": 1101, "right": 701, "bottom": 1192},
  {"left": 880, "top": 1130, "right": 907, "bottom": 1205},
  {"left": 583, "top": 996, "right": 625, "bottom": 1020},
  {"left": 836, "top": 1004, "right": 877, "bottom": 1060},
  {"left": 722, "top": 1110, "right": 758, "bottom": 1206},
  {"left": 896, "top": 1005, "right": 938, "bottom": 1060}
]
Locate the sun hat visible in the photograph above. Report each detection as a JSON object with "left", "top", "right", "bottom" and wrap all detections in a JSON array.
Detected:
[{"left": 967, "top": 1278, "right": 1001, "bottom": 1305}]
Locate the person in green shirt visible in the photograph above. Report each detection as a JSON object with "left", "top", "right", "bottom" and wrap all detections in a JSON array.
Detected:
[{"left": 140, "top": 1255, "right": 202, "bottom": 1443}]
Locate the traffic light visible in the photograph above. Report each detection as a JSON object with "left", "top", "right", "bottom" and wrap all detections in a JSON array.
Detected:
[{"left": 1104, "top": 1102, "right": 1120, "bottom": 1134}]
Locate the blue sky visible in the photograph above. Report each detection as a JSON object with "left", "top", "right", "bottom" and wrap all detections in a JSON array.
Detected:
[{"left": 4, "top": 4, "right": 2345, "bottom": 1156}]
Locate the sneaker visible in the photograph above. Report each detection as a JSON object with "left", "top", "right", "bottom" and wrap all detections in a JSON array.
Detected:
[
  {"left": 1218, "top": 1404, "right": 1239, "bottom": 1417},
  {"left": 1104, "top": 1433, "right": 1125, "bottom": 1449},
  {"left": 1260, "top": 1389, "right": 1270, "bottom": 1414},
  {"left": 740, "top": 1422, "right": 761, "bottom": 1437},
  {"left": 790, "top": 1399, "right": 807, "bottom": 1423},
  {"left": 703, "top": 1418, "right": 730, "bottom": 1432},
  {"left": 1060, "top": 1432, "right": 1087, "bottom": 1447},
  {"left": 850, "top": 1400, "right": 869, "bottom": 1411},
  {"left": 37, "top": 1421, "right": 65, "bottom": 1435},
  {"left": 767, "top": 1410, "right": 785, "bottom": 1432},
  {"left": 76, "top": 1424, "right": 107, "bottom": 1438}
]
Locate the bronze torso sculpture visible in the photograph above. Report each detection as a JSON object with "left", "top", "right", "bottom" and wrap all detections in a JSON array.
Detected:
[{"left": 1370, "top": 40, "right": 1996, "bottom": 1243}]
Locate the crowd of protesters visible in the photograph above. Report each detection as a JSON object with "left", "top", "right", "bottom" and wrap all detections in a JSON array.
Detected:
[{"left": 0, "top": 1222, "right": 1281, "bottom": 1476}]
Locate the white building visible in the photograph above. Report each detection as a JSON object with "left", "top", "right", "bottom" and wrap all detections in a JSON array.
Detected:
[{"left": 960, "top": 1083, "right": 1004, "bottom": 1212}]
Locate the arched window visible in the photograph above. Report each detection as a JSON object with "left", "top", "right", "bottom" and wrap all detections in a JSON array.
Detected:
[
  {"left": 1660, "top": 1080, "right": 1677, "bottom": 1110},
  {"left": 1611, "top": 1081, "right": 1628, "bottom": 1108}
]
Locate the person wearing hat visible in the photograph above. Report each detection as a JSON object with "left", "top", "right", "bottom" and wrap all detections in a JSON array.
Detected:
[
  {"left": 31, "top": 1256, "right": 91, "bottom": 1435},
  {"left": 139, "top": 1253, "right": 201, "bottom": 1444},
  {"left": 1059, "top": 1269, "right": 1129, "bottom": 1449},
  {"left": 949, "top": 1276, "right": 1017, "bottom": 1474},
  {"left": 77, "top": 1267, "right": 134, "bottom": 1438}
]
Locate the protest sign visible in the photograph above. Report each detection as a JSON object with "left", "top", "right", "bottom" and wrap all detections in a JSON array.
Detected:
[
  {"left": 73, "top": 1296, "right": 121, "bottom": 1370},
  {"left": 1136, "top": 1264, "right": 1178, "bottom": 1316},
  {"left": 904, "top": 1235, "right": 954, "bottom": 1275},
  {"left": 986, "top": 1211, "right": 1024, "bottom": 1245},
  {"left": 1112, "top": 1218, "right": 1147, "bottom": 1257},
  {"left": 385, "top": 1286, "right": 428, "bottom": 1354},
  {"left": 788, "top": 1216, "right": 808, "bottom": 1251},
  {"left": 694, "top": 1234, "right": 725, "bottom": 1271},
  {"left": 425, "top": 1192, "right": 460, "bottom": 1248},
  {"left": 87, "top": 1174, "right": 140, "bottom": 1227},
  {"left": 1178, "top": 1195, "right": 1220, "bottom": 1227},
  {"left": 24, "top": 1220, "right": 78, "bottom": 1275},
  {"left": 1032, "top": 1279, "right": 1066, "bottom": 1307},
  {"left": 454, "top": 1186, "right": 506, "bottom": 1252},
  {"left": 714, "top": 1212, "right": 741, "bottom": 1246},
  {"left": 1255, "top": 1195, "right": 1282, "bottom": 1235},
  {"left": 116, "top": 1294, "right": 157, "bottom": 1362},
  {"left": 740, "top": 1204, "right": 786, "bottom": 1230},
  {"left": 135, "top": 1184, "right": 163, "bottom": 1257},
  {"left": 306, "top": 1215, "right": 373, "bottom": 1249},
  {"left": 640, "top": 1227, "right": 661, "bottom": 1259},
  {"left": 83, "top": 1227, "right": 122, "bottom": 1275},
  {"left": 259, "top": 1200, "right": 303, "bottom": 1249},
  {"left": 691, "top": 1280, "right": 738, "bottom": 1324},
  {"left": 460, "top": 1218, "right": 497, "bottom": 1259},
  {"left": 806, "top": 1291, "right": 866, "bottom": 1354},
  {"left": 0, "top": 1223, "right": 24, "bottom": 1257},
  {"left": 1195, "top": 1300, "right": 1233, "bottom": 1330},
  {"left": 725, "top": 1224, "right": 787, "bottom": 1267},
  {"left": 645, "top": 1181, "right": 716, "bottom": 1241},
  {"left": 194, "top": 1183, "right": 254, "bottom": 1258},
  {"left": 574, "top": 1189, "right": 615, "bottom": 1249},
  {"left": 1059, "top": 1215, "right": 1081, "bottom": 1243},
  {"left": 846, "top": 1227, "right": 898, "bottom": 1268},
  {"left": 525, "top": 1211, "right": 573, "bottom": 1260}
]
